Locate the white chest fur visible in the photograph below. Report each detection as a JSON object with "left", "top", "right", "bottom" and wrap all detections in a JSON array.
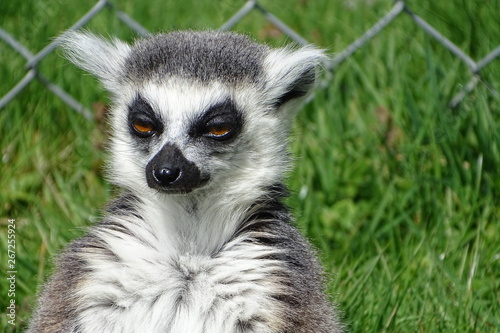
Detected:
[{"left": 74, "top": 222, "right": 286, "bottom": 333}]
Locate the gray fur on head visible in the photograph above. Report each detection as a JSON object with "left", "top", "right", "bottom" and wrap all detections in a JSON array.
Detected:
[
  {"left": 59, "top": 30, "right": 325, "bottom": 109},
  {"left": 124, "top": 31, "right": 269, "bottom": 84},
  {"left": 29, "top": 30, "right": 342, "bottom": 333}
]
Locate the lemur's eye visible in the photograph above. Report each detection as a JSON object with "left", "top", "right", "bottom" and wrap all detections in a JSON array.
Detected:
[
  {"left": 133, "top": 120, "right": 153, "bottom": 133},
  {"left": 206, "top": 124, "right": 233, "bottom": 139},
  {"left": 192, "top": 99, "right": 242, "bottom": 143},
  {"left": 128, "top": 95, "right": 161, "bottom": 138},
  {"left": 131, "top": 118, "right": 155, "bottom": 137}
]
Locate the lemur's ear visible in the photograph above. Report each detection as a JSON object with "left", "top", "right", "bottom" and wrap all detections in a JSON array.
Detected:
[
  {"left": 263, "top": 46, "right": 327, "bottom": 110},
  {"left": 58, "top": 31, "right": 131, "bottom": 94}
]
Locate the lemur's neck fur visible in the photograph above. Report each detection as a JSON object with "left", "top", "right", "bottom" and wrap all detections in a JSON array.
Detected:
[{"left": 107, "top": 182, "right": 288, "bottom": 258}]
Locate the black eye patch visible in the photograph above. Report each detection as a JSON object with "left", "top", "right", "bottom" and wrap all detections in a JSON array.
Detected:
[
  {"left": 190, "top": 99, "right": 243, "bottom": 142},
  {"left": 128, "top": 95, "right": 163, "bottom": 138}
]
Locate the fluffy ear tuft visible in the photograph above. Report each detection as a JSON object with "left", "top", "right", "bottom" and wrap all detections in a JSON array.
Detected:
[
  {"left": 58, "top": 31, "right": 131, "bottom": 93},
  {"left": 263, "top": 46, "right": 327, "bottom": 110}
]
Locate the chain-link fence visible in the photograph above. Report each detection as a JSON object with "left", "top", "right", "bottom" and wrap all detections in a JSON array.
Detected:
[{"left": 1, "top": 0, "right": 499, "bottom": 119}]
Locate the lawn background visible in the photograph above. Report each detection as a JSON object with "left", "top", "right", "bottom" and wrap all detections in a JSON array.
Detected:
[{"left": 1, "top": 0, "right": 499, "bottom": 331}]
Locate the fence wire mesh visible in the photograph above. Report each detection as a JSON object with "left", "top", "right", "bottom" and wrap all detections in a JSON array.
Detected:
[{"left": 1, "top": 0, "right": 499, "bottom": 117}]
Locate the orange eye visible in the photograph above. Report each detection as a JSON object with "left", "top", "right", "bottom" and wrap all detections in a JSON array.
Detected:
[
  {"left": 207, "top": 124, "right": 232, "bottom": 137},
  {"left": 132, "top": 120, "right": 154, "bottom": 136},
  {"left": 133, "top": 122, "right": 153, "bottom": 133}
]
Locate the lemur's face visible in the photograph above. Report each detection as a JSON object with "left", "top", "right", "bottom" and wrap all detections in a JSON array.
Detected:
[
  {"left": 112, "top": 80, "right": 262, "bottom": 195},
  {"left": 128, "top": 90, "right": 240, "bottom": 194},
  {"left": 60, "top": 31, "right": 326, "bottom": 197}
]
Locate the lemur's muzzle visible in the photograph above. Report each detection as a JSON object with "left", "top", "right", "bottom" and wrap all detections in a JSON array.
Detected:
[{"left": 146, "top": 143, "right": 208, "bottom": 194}]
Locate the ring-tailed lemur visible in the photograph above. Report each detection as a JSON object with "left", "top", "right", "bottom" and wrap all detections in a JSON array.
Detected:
[{"left": 28, "top": 30, "right": 342, "bottom": 333}]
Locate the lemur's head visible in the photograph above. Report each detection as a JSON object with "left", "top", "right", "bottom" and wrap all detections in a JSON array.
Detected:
[{"left": 61, "top": 31, "right": 325, "bottom": 198}]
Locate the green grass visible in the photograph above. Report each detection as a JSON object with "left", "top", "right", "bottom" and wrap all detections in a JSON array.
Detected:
[{"left": 1, "top": 0, "right": 499, "bottom": 331}]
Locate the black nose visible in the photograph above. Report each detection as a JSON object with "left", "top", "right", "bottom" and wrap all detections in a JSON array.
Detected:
[
  {"left": 153, "top": 167, "right": 181, "bottom": 186},
  {"left": 146, "top": 143, "right": 207, "bottom": 194}
]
